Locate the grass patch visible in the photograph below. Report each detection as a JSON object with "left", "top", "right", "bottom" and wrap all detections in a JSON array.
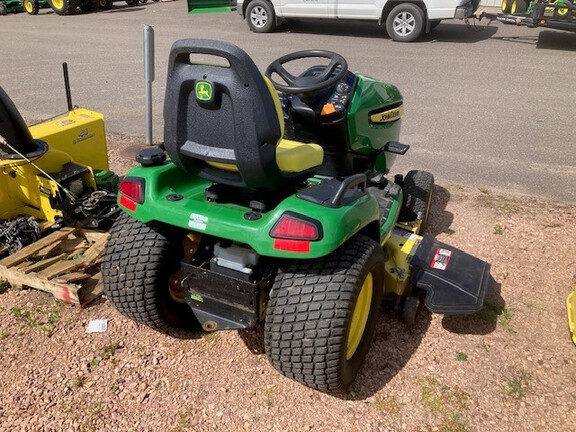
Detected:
[
  {"left": 504, "top": 370, "right": 530, "bottom": 400},
  {"left": 455, "top": 352, "right": 468, "bottom": 362},
  {"left": 91, "top": 339, "right": 121, "bottom": 367},
  {"left": 73, "top": 375, "right": 86, "bottom": 388},
  {"left": 493, "top": 224, "right": 504, "bottom": 235},
  {"left": 264, "top": 387, "right": 275, "bottom": 407},
  {"left": 10, "top": 304, "right": 62, "bottom": 337},
  {"left": 171, "top": 412, "right": 192, "bottom": 432},
  {"left": 416, "top": 376, "right": 469, "bottom": 431},
  {"left": 0, "top": 279, "right": 10, "bottom": 294},
  {"left": 372, "top": 394, "right": 402, "bottom": 416}
]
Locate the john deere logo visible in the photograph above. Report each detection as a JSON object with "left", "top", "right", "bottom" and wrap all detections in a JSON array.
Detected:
[{"left": 195, "top": 81, "right": 213, "bottom": 102}]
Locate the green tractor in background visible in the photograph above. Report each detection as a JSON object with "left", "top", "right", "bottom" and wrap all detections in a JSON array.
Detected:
[
  {"left": 0, "top": 0, "right": 49, "bottom": 14},
  {"left": 102, "top": 39, "right": 491, "bottom": 392},
  {"left": 502, "top": 0, "right": 574, "bottom": 19}
]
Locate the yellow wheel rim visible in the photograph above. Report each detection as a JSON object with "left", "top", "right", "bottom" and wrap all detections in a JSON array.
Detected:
[
  {"left": 347, "top": 272, "right": 373, "bottom": 360},
  {"left": 511, "top": 0, "right": 516, "bottom": 13},
  {"left": 502, "top": 0, "right": 508, "bottom": 12},
  {"left": 24, "top": 0, "right": 33, "bottom": 13},
  {"left": 52, "top": 0, "right": 63, "bottom": 9},
  {"left": 557, "top": 7, "right": 569, "bottom": 15}
]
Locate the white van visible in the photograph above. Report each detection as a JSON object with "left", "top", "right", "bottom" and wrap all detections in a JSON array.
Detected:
[{"left": 236, "top": 0, "right": 480, "bottom": 41}]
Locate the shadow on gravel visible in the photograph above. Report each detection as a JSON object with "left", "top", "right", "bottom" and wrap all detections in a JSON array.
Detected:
[
  {"left": 283, "top": 20, "right": 496, "bottom": 43},
  {"left": 427, "top": 185, "right": 454, "bottom": 236},
  {"left": 442, "top": 275, "right": 505, "bottom": 335},
  {"left": 349, "top": 305, "right": 432, "bottom": 399},
  {"left": 238, "top": 324, "right": 265, "bottom": 354}
]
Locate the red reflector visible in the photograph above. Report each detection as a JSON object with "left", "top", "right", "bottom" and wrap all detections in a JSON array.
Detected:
[
  {"left": 119, "top": 194, "right": 137, "bottom": 211},
  {"left": 274, "top": 239, "right": 310, "bottom": 253},
  {"left": 270, "top": 214, "right": 320, "bottom": 241},
  {"left": 119, "top": 177, "right": 144, "bottom": 203}
]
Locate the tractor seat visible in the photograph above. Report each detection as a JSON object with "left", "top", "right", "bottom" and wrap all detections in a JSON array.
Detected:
[{"left": 163, "top": 39, "right": 323, "bottom": 191}]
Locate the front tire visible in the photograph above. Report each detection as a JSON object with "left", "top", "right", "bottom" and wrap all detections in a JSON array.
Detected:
[
  {"left": 386, "top": 3, "right": 425, "bottom": 42},
  {"left": 265, "top": 235, "right": 385, "bottom": 391},
  {"left": 246, "top": 0, "right": 276, "bottom": 33},
  {"left": 23, "top": 0, "right": 40, "bottom": 14},
  {"left": 99, "top": 0, "right": 113, "bottom": 8},
  {"left": 398, "top": 170, "right": 434, "bottom": 234},
  {"left": 102, "top": 212, "right": 200, "bottom": 332}
]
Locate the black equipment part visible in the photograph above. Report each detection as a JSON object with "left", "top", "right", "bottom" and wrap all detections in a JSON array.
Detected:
[
  {"left": 410, "top": 235, "right": 491, "bottom": 315},
  {"left": 181, "top": 258, "right": 268, "bottom": 331},
  {"left": 0, "top": 85, "right": 48, "bottom": 158},
  {"left": 296, "top": 174, "right": 367, "bottom": 208}
]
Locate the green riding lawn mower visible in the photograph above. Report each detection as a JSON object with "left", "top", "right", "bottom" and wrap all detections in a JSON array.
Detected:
[
  {"left": 0, "top": 0, "right": 49, "bottom": 14},
  {"left": 102, "top": 39, "right": 492, "bottom": 391}
]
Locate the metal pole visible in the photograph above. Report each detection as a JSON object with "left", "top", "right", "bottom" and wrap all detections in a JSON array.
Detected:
[
  {"left": 62, "top": 62, "right": 73, "bottom": 112},
  {"left": 144, "top": 25, "right": 155, "bottom": 146}
]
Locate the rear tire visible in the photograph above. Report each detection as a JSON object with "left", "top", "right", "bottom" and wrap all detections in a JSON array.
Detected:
[
  {"left": 265, "top": 235, "right": 385, "bottom": 391},
  {"left": 398, "top": 170, "right": 434, "bottom": 233},
  {"left": 246, "top": 0, "right": 276, "bottom": 33},
  {"left": 125, "top": 0, "right": 138, "bottom": 5},
  {"left": 102, "top": 212, "right": 200, "bottom": 332},
  {"left": 23, "top": 0, "right": 40, "bottom": 14},
  {"left": 501, "top": 0, "right": 511, "bottom": 13},
  {"left": 99, "top": 0, "right": 112, "bottom": 8},
  {"left": 386, "top": 3, "right": 425, "bottom": 42},
  {"left": 48, "top": 0, "right": 77, "bottom": 14}
]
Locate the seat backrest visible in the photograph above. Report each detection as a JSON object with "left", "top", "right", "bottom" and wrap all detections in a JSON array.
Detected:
[
  {"left": 163, "top": 39, "right": 285, "bottom": 190},
  {"left": 0, "top": 86, "right": 40, "bottom": 156}
]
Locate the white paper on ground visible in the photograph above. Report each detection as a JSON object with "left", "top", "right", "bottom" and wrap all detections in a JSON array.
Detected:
[{"left": 86, "top": 319, "right": 108, "bottom": 333}]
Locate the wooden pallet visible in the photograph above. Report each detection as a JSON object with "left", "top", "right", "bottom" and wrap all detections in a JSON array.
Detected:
[{"left": 0, "top": 228, "right": 109, "bottom": 306}]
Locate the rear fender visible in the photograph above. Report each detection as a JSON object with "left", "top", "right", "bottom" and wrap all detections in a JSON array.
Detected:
[{"left": 118, "top": 163, "right": 382, "bottom": 259}]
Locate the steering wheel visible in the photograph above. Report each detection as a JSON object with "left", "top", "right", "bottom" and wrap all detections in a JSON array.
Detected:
[{"left": 265, "top": 50, "right": 348, "bottom": 95}]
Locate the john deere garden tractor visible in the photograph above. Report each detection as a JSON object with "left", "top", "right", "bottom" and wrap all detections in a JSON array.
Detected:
[{"left": 102, "top": 39, "right": 491, "bottom": 392}]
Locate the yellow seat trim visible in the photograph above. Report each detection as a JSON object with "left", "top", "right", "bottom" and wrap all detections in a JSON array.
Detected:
[
  {"left": 276, "top": 139, "right": 323, "bottom": 173},
  {"left": 207, "top": 139, "right": 323, "bottom": 174}
]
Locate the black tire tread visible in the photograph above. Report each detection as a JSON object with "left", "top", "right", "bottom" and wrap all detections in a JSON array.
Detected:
[
  {"left": 102, "top": 212, "right": 194, "bottom": 331},
  {"left": 264, "top": 235, "right": 384, "bottom": 391},
  {"left": 398, "top": 170, "right": 434, "bottom": 224},
  {"left": 386, "top": 3, "right": 425, "bottom": 42},
  {"left": 246, "top": 0, "right": 276, "bottom": 33}
]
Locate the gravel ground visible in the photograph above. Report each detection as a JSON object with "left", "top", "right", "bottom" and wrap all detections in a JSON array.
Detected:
[{"left": 0, "top": 134, "right": 575, "bottom": 431}]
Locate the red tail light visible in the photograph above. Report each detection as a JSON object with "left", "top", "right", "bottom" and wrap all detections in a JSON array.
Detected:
[
  {"left": 270, "top": 212, "right": 322, "bottom": 241},
  {"left": 270, "top": 213, "right": 322, "bottom": 252},
  {"left": 119, "top": 177, "right": 145, "bottom": 211}
]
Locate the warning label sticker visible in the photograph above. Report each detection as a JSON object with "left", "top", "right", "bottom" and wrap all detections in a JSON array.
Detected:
[
  {"left": 430, "top": 248, "right": 452, "bottom": 271},
  {"left": 188, "top": 213, "right": 208, "bottom": 231}
]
